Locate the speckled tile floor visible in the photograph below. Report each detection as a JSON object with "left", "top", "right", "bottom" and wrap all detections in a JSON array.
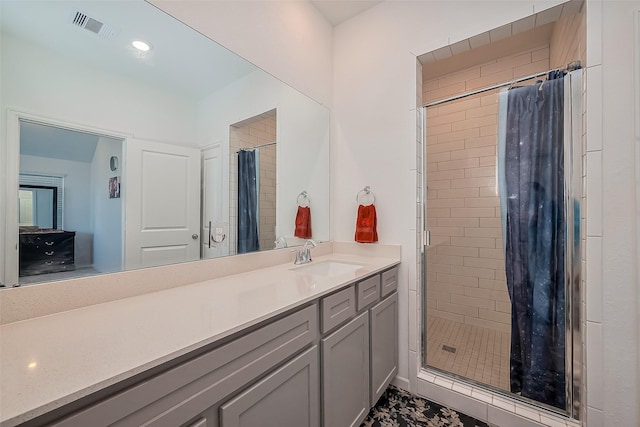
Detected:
[{"left": 361, "top": 385, "right": 494, "bottom": 427}]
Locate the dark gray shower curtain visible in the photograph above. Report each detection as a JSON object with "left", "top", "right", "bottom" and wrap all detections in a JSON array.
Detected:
[
  {"left": 237, "top": 150, "right": 259, "bottom": 254},
  {"left": 502, "top": 76, "right": 566, "bottom": 409}
]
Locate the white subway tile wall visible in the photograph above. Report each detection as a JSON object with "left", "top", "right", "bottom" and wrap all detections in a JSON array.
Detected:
[{"left": 424, "top": 45, "right": 551, "bottom": 348}]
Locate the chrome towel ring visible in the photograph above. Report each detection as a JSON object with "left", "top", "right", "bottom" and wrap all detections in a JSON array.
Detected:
[
  {"left": 297, "top": 190, "right": 310, "bottom": 207},
  {"left": 356, "top": 186, "right": 375, "bottom": 205}
]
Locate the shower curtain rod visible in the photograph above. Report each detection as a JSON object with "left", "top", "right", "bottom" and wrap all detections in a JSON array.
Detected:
[
  {"left": 236, "top": 141, "right": 276, "bottom": 153},
  {"left": 423, "top": 62, "right": 580, "bottom": 109}
]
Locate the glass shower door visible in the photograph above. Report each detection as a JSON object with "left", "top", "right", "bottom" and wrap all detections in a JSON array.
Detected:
[
  {"left": 423, "top": 90, "right": 512, "bottom": 392},
  {"left": 422, "top": 69, "right": 583, "bottom": 415}
]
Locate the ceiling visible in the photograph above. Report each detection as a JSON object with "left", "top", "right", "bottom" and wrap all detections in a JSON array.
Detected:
[
  {"left": 20, "top": 122, "right": 102, "bottom": 163},
  {"left": 310, "top": 0, "right": 383, "bottom": 26},
  {"left": 1, "top": 0, "right": 257, "bottom": 102},
  {"left": 419, "top": 0, "right": 583, "bottom": 81}
]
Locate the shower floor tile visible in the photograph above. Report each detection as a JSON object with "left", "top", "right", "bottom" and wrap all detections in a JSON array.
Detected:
[{"left": 425, "top": 315, "right": 511, "bottom": 391}]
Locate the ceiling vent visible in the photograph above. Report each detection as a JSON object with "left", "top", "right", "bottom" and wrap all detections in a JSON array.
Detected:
[{"left": 71, "top": 11, "right": 117, "bottom": 39}]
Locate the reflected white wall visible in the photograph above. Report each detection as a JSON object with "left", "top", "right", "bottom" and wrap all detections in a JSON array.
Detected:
[
  {"left": 91, "top": 137, "right": 123, "bottom": 273},
  {"left": 198, "top": 70, "right": 330, "bottom": 243}
]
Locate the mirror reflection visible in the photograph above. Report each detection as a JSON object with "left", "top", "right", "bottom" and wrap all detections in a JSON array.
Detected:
[
  {"left": 18, "top": 185, "right": 58, "bottom": 229},
  {"left": 1, "top": 0, "right": 330, "bottom": 287}
]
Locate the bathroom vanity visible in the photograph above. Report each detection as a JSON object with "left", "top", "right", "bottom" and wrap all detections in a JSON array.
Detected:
[{"left": 0, "top": 246, "right": 400, "bottom": 427}]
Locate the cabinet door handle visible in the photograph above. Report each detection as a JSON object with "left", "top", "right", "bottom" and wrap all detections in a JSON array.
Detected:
[
  {"left": 44, "top": 241, "right": 55, "bottom": 246},
  {"left": 45, "top": 251, "right": 54, "bottom": 256},
  {"left": 186, "top": 418, "right": 206, "bottom": 427}
]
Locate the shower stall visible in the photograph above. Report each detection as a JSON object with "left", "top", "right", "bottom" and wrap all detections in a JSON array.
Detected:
[{"left": 420, "top": 3, "right": 585, "bottom": 418}]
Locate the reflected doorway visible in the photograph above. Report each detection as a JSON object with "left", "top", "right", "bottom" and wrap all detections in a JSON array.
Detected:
[
  {"left": 228, "top": 110, "right": 278, "bottom": 256},
  {"left": 16, "top": 120, "right": 123, "bottom": 284}
]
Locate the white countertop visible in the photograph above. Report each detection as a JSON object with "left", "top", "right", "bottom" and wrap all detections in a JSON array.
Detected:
[{"left": 0, "top": 252, "right": 399, "bottom": 426}]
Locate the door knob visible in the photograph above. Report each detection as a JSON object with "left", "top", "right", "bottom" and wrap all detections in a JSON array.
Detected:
[{"left": 192, "top": 234, "right": 199, "bottom": 240}]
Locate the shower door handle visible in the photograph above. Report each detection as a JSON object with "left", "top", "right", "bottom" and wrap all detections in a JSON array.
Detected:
[{"left": 424, "top": 230, "right": 431, "bottom": 247}]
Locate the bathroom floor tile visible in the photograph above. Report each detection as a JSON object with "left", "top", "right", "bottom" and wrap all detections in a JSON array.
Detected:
[{"left": 425, "top": 315, "right": 510, "bottom": 391}]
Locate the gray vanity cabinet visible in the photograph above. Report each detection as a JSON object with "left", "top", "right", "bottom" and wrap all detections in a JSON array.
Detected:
[
  {"left": 369, "top": 292, "right": 398, "bottom": 406},
  {"left": 24, "top": 265, "right": 400, "bottom": 427},
  {"left": 320, "top": 266, "right": 399, "bottom": 427},
  {"left": 321, "top": 311, "right": 370, "bottom": 427}
]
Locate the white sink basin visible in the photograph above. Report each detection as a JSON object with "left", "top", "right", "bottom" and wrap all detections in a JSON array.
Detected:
[{"left": 292, "top": 261, "right": 365, "bottom": 277}]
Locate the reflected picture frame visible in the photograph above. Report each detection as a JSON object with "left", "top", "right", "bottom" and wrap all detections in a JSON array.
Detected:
[{"left": 109, "top": 176, "right": 120, "bottom": 199}]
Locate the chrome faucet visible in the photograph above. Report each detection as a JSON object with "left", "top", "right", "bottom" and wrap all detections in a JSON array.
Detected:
[
  {"left": 294, "top": 239, "right": 317, "bottom": 265},
  {"left": 274, "top": 236, "right": 288, "bottom": 249}
]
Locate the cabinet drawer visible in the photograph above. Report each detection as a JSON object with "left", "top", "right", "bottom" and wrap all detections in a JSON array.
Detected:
[
  {"left": 321, "top": 286, "right": 356, "bottom": 334},
  {"left": 51, "top": 304, "right": 318, "bottom": 427},
  {"left": 380, "top": 266, "right": 398, "bottom": 298},
  {"left": 356, "top": 275, "right": 380, "bottom": 311},
  {"left": 19, "top": 260, "right": 75, "bottom": 277},
  {"left": 183, "top": 419, "right": 207, "bottom": 427}
]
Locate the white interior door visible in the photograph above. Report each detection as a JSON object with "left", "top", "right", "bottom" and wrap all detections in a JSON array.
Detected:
[
  {"left": 202, "top": 144, "right": 229, "bottom": 259},
  {"left": 125, "top": 138, "right": 201, "bottom": 270}
]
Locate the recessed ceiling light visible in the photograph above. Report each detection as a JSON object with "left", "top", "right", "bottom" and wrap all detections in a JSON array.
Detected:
[{"left": 132, "top": 40, "right": 151, "bottom": 52}]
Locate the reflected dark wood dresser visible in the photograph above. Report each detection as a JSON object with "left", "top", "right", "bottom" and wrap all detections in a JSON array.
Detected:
[{"left": 19, "top": 230, "right": 76, "bottom": 277}]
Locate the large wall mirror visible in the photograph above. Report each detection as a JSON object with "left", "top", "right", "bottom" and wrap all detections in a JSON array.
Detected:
[{"left": 1, "top": 0, "right": 330, "bottom": 287}]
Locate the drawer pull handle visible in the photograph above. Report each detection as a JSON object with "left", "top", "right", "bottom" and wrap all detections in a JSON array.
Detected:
[
  {"left": 45, "top": 251, "right": 54, "bottom": 256},
  {"left": 186, "top": 418, "right": 206, "bottom": 427},
  {"left": 44, "top": 241, "right": 55, "bottom": 246},
  {"left": 44, "top": 261, "right": 54, "bottom": 265}
]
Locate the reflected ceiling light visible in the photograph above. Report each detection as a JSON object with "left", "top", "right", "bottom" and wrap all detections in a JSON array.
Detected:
[
  {"left": 28, "top": 361, "right": 37, "bottom": 370},
  {"left": 131, "top": 40, "right": 151, "bottom": 52}
]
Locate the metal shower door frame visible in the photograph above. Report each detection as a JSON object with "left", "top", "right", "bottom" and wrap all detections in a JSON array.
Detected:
[{"left": 418, "top": 68, "right": 585, "bottom": 420}]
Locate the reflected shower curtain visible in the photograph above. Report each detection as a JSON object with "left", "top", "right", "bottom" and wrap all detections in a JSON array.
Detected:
[
  {"left": 498, "top": 74, "right": 566, "bottom": 409},
  {"left": 237, "top": 150, "right": 260, "bottom": 254}
]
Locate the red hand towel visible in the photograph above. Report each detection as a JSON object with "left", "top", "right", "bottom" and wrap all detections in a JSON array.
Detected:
[
  {"left": 294, "top": 206, "right": 312, "bottom": 238},
  {"left": 355, "top": 204, "right": 378, "bottom": 243}
]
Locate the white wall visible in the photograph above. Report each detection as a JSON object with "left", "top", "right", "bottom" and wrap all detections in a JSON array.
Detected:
[
  {"left": 32, "top": 189, "right": 54, "bottom": 229},
  {"left": 332, "top": 1, "right": 638, "bottom": 426},
  {"left": 91, "top": 137, "right": 123, "bottom": 274},
  {"left": 20, "top": 155, "right": 93, "bottom": 267},
  {"left": 198, "top": 70, "right": 330, "bottom": 244},
  {"left": 149, "top": 0, "right": 334, "bottom": 108},
  {"left": 587, "top": 1, "right": 640, "bottom": 424}
]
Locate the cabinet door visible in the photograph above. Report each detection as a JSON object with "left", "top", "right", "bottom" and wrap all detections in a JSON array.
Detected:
[
  {"left": 370, "top": 292, "right": 398, "bottom": 406},
  {"left": 321, "top": 312, "right": 369, "bottom": 427},
  {"left": 220, "top": 346, "right": 319, "bottom": 427}
]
